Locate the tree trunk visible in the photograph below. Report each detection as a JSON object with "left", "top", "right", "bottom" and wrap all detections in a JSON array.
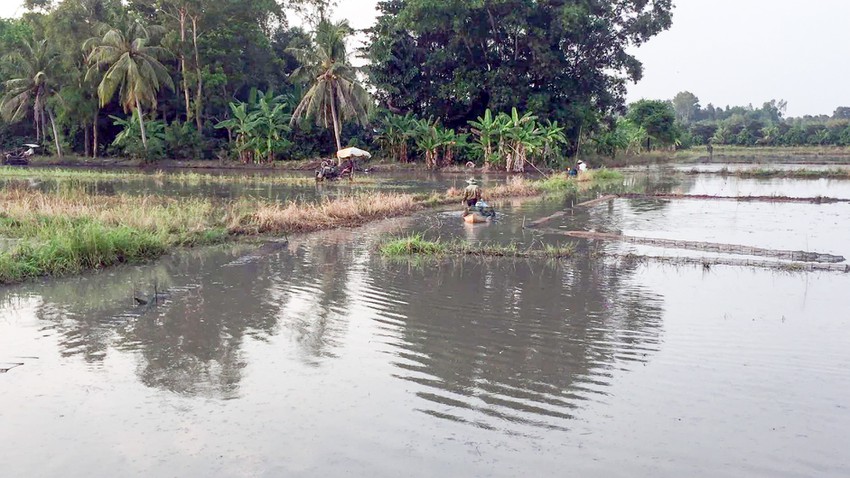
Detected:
[
  {"left": 84, "top": 122, "right": 91, "bottom": 157},
  {"left": 93, "top": 110, "right": 99, "bottom": 158},
  {"left": 329, "top": 87, "right": 343, "bottom": 164},
  {"left": 179, "top": 8, "right": 191, "bottom": 122},
  {"left": 41, "top": 105, "right": 47, "bottom": 144},
  {"left": 33, "top": 102, "right": 41, "bottom": 143},
  {"left": 135, "top": 99, "right": 148, "bottom": 151},
  {"left": 47, "top": 107, "right": 62, "bottom": 158},
  {"left": 576, "top": 123, "right": 583, "bottom": 161},
  {"left": 191, "top": 15, "right": 203, "bottom": 131}
]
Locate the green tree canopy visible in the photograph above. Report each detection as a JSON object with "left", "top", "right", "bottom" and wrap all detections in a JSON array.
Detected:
[
  {"left": 627, "top": 99, "right": 679, "bottom": 149},
  {"left": 367, "top": 0, "right": 674, "bottom": 139},
  {"left": 672, "top": 91, "right": 700, "bottom": 125}
]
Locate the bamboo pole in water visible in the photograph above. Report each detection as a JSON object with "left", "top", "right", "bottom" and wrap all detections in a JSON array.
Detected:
[
  {"left": 525, "top": 193, "right": 850, "bottom": 229},
  {"left": 609, "top": 254, "right": 850, "bottom": 273},
  {"left": 557, "top": 230, "right": 846, "bottom": 264},
  {"left": 619, "top": 193, "right": 850, "bottom": 204}
]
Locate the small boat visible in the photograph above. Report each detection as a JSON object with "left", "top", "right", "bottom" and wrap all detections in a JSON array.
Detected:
[
  {"left": 463, "top": 201, "right": 496, "bottom": 224},
  {"left": 463, "top": 212, "right": 488, "bottom": 224}
]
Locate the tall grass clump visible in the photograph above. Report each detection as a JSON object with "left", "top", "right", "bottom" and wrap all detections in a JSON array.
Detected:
[
  {"left": 0, "top": 220, "right": 167, "bottom": 283},
  {"left": 539, "top": 174, "right": 578, "bottom": 192},
  {"left": 577, "top": 168, "right": 624, "bottom": 182},
  {"left": 378, "top": 236, "right": 577, "bottom": 259},
  {"left": 380, "top": 234, "right": 447, "bottom": 256}
]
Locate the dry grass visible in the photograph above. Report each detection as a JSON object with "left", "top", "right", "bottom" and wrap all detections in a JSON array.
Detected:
[
  {"left": 229, "top": 193, "right": 421, "bottom": 234},
  {"left": 0, "top": 187, "right": 426, "bottom": 283},
  {"left": 0, "top": 187, "right": 215, "bottom": 239},
  {"left": 445, "top": 176, "right": 543, "bottom": 201}
]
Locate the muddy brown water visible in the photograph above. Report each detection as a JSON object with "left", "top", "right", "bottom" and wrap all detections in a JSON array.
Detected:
[{"left": 2, "top": 169, "right": 850, "bottom": 477}]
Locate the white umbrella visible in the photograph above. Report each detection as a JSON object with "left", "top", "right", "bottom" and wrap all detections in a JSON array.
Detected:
[
  {"left": 336, "top": 147, "right": 372, "bottom": 160},
  {"left": 24, "top": 144, "right": 40, "bottom": 148}
]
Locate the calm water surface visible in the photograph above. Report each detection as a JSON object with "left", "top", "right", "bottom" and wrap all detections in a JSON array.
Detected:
[{"left": 1, "top": 171, "right": 849, "bottom": 477}]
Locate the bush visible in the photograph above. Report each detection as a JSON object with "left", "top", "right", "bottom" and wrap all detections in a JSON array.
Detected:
[{"left": 165, "top": 121, "right": 206, "bottom": 160}]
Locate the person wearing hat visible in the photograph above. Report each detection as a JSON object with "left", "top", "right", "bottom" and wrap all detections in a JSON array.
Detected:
[
  {"left": 577, "top": 160, "right": 588, "bottom": 173},
  {"left": 462, "top": 178, "right": 483, "bottom": 211}
]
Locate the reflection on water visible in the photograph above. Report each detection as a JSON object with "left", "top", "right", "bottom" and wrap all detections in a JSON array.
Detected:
[
  {"left": 1, "top": 225, "right": 661, "bottom": 413},
  {"left": 374, "top": 255, "right": 664, "bottom": 432}
]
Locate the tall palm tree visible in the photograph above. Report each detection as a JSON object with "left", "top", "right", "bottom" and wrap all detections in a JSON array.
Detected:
[
  {"left": 1, "top": 37, "right": 63, "bottom": 155},
  {"left": 85, "top": 21, "right": 174, "bottom": 151},
  {"left": 289, "top": 19, "right": 371, "bottom": 161}
]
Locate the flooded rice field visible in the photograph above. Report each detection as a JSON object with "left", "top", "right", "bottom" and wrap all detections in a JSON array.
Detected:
[
  {"left": 673, "top": 174, "right": 850, "bottom": 199},
  {"left": 2, "top": 165, "right": 850, "bottom": 477},
  {"left": 0, "top": 170, "right": 479, "bottom": 203}
]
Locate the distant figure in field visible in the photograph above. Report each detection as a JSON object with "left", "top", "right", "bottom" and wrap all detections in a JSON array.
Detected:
[
  {"left": 463, "top": 178, "right": 483, "bottom": 210},
  {"left": 577, "top": 160, "right": 588, "bottom": 173},
  {"left": 707, "top": 143, "right": 714, "bottom": 160}
]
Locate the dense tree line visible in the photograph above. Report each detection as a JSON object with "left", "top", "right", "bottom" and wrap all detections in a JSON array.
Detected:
[
  {"left": 671, "top": 92, "right": 850, "bottom": 148},
  {"left": 0, "top": 0, "right": 676, "bottom": 168},
  {"left": 587, "top": 93, "right": 850, "bottom": 159}
]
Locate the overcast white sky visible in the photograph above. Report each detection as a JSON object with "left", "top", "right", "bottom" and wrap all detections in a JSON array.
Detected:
[{"left": 4, "top": 0, "right": 849, "bottom": 117}]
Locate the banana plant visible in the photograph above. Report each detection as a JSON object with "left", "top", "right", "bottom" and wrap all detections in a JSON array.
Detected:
[
  {"left": 468, "top": 108, "right": 503, "bottom": 166},
  {"left": 437, "top": 127, "right": 468, "bottom": 166},
  {"left": 215, "top": 92, "right": 292, "bottom": 163},
  {"left": 215, "top": 101, "right": 255, "bottom": 163},
  {"left": 538, "top": 119, "right": 567, "bottom": 166},
  {"left": 376, "top": 112, "right": 416, "bottom": 162},
  {"left": 248, "top": 97, "right": 292, "bottom": 163},
  {"left": 413, "top": 117, "right": 443, "bottom": 169},
  {"left": 500, "top": 107, "right": 541, "bottom": 172}
]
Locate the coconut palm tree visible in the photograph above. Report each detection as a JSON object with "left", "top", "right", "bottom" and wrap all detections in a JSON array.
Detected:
[
  {"left": 85, "top": 21, "right": 174, "bottom": 151},
  {"left": 0, "top": 37, "right": 63, "bottom": 155},
  {"left": 289, "top": 18, "right": 371, "bottom": 162}
]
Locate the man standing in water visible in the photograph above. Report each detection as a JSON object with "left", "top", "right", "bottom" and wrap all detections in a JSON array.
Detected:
[{"left": 463, "top": 178, "right": 483, "bottom": 212}]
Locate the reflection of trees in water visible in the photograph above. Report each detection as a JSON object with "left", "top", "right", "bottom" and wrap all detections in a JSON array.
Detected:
[
  {"left": 269, "top": 237, "right": 359, "bottom": 363},
  {"left": 0, "top": 245, "right": 277, "bottom": 398},
  {"left": 371, "top": 255, "right": 664, "bottom": 432},
  {"left": 0, "top": 227, "right": 383, "bottom": 397}
]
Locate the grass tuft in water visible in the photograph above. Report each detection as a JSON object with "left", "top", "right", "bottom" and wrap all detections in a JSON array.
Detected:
[
  {"left": 380, "top": 234, "right": 448, "bottom": 256},
  {"left": 379, "top": 236, "right": 577, "bottom": 259}
]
